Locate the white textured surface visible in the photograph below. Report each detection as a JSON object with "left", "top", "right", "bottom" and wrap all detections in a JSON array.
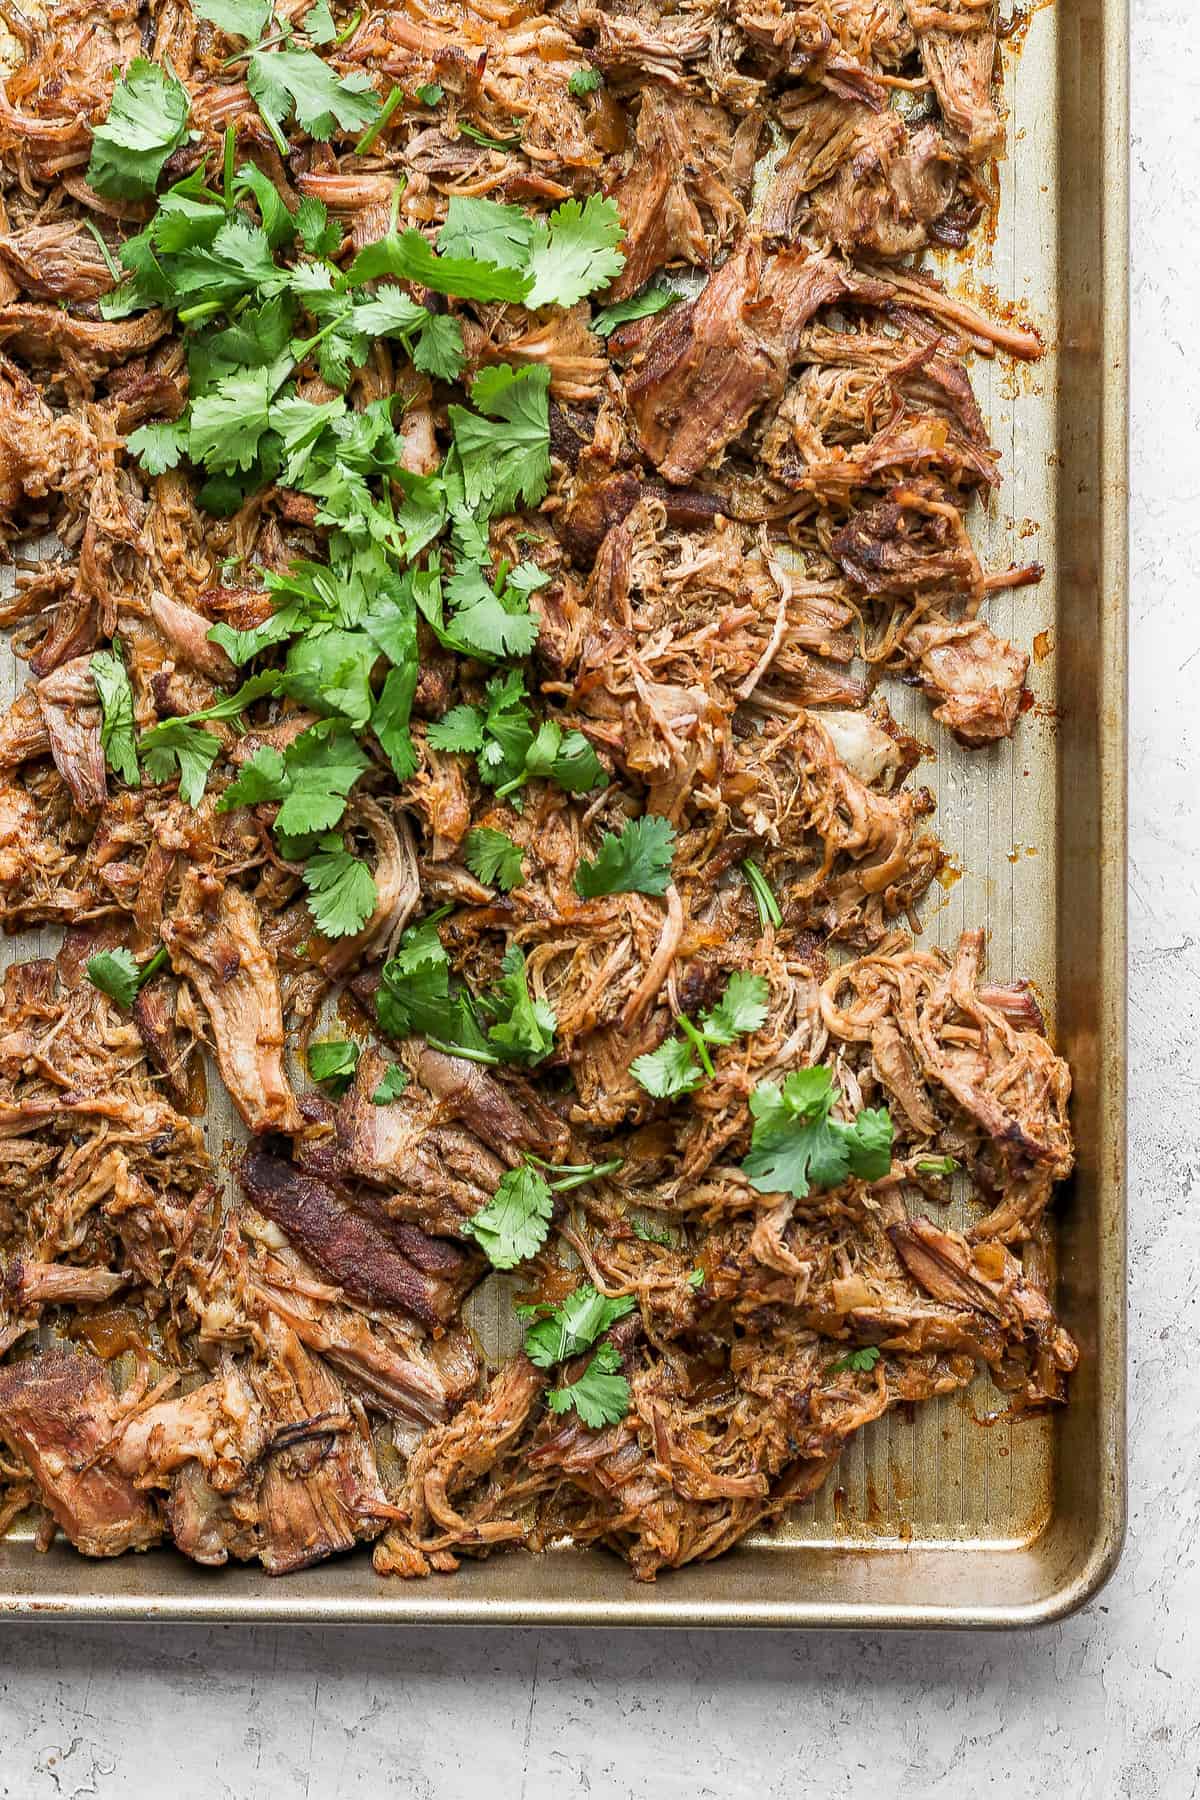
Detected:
[{"left": 0, "top": 4, "right": 1190, "bottom": 1793}]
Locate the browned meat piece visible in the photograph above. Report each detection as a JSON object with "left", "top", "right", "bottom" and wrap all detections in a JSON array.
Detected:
[
  {"left": 902, "top": 617, "right": 1029, "bottom": 745},
  {"left": 5, "top": 1259, "right": 127, "bottom": 1308},
  {"left": 0, "top": 687, "right": 51, "bottom": 769},
  {"left": 240, "top": 1149, "right": 481, "bottom": 1327},
  {"left": 248, "top": 1317, "right": 391, "bottom": 1575},
  {"left": 166, "top": 1463, "right": 259, "bottom": 1568},
  {"left": 374, "top": 1355, "right": 546, "bottom": 1577},
  {"left": 0, "top": 306, "right": 170, "bottom": 384},
  {"left": 110, "top": 1364, "right": 267, "bottom": 1490},
  {"left": 414, "top": 1045, "right": 569, "bottom": 1160},
  {"left": 0, "top": 222, "right": 115, "bottom": 303},
  {"left": 831, "top": 483, "right": 984, "bottom": 604},
  {"left": 0, "top": 353, "right": 76, "bottom": 530},
  {"left": 34, "top": 655, "right": 106, "bottom": 810},
  {"left": 903, "top": 0, "right": 1003, "bottom": 163},
  {"left": 628, "top": 241, "right": 862, "bottom": 482},
  {"left": 164, "top": 872, "right": 302, "bottom": 1135},
  {"left": 148, "top": 591, "right": 236, "bottom": 685},
  {"left": 0, "top": 1353, "right": 162, "bottom": 1557}
]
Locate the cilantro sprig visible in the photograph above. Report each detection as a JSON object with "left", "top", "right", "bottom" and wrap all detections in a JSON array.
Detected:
[
  {"left": 464, "top": 1157, "right": 622, "bottom": 1269},
  {"left": 741, "top": 1067, "right": 894, "bottom": 1198},
  {"left": 575, "top": 815, "right": 675, "bottom": 899},
  {"left": 518, "top": 1283, "right": 635, "bottom": 1367},
  {"left": 429, "top": 673, "right": 606, "bottom": 803},
  {"left": 86, "top": 60, "right": 191, "bottom": 200},
  {"left": 86, "top": 945, "right": 168, "bottom": 1010},
  {"left": 546, "top": 1340, "right": 630, "bottom": 1429},
  {"left": 631, "top": 972, "right": 769, "bottom": 1100}
]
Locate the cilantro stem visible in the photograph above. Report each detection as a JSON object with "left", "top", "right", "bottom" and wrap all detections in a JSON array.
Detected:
[
  {"left": 222, "top": 26, "right": 289, "bottom": 67},
  {"left": 675, "top": 1014, "right": 715, "bottom": 1081},
  {"left": 222, "top": 125, "right": 236, "bottom": 209},
  {"left": 82, "top": 219, "right": 122, "bottom": 283},
  {"left": 425, "top": 1036, "right": 502, "bottom": 1066},
  {"left": 741, "top": 858, "right": 782, "bottom": 931},
  {"left": 355, "top": 83, "right": 403, "bottom": 155},
  {"left": 334, "top": 6, "right": 362, "bottom": 42},
  {"left": 546, "top": 1157, "right": 624, "bottom": 1193},
  {"left": 139, "top": 945, "right": 169, "bottom": 985},
  {"left": 177, "top": 299, "right": 229, "bottom": 325}
]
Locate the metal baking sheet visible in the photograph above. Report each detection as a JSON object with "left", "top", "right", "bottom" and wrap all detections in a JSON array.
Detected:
[{"left": 0, "top": 0, "right": 1127, "bottom": 1625}]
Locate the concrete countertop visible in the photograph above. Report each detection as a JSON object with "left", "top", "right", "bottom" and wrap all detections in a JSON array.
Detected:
[{"left": 0, "top": 3, "right": 1191, "bottom": 1793}]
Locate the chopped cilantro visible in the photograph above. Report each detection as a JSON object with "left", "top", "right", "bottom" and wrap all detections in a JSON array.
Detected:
[
  {"left": 247, "top": 48, "right": 381, "bottom": 149},
  {"left": 86, "top": 944, "right": 168, "bottom": 1011},
  {"left": 592, "top": 278, "right": 678, "bottom": 338},
  {"left": 371, "top": 1063, "right": 409, "bottom": 1105},
  {"left": 191, "top": 0, "right": 272, "bottom": 36},
  {"left": 302, "top": 839, "right": 378, "bottom": 939},
  {"left": 464, "top": 826, "right": 525, "bottom": 891},
  {"left": 448, "top": 364, "right": 551, "bottom": 517},
  {"left": 346, "top": 229, "right": 531, "bottom": 304},
  {"left": 86, "top": 60, "right": 191, "bottom": 200},
  {"left": 415, "top": 83, "right": 443, "bottom": 106},
  {"left": 479, "top": 945, "right": 556, "bottom": 1066},
  {"left": 575, "top": 815, "right": 675, "bottom": 898},
  {"left": 518, "top": 1283, "right": 634, "bottom": 1368},
  {"left": 462, "top": 1163, "right": 554, "bottom": 1269},
  {"left": 630, "top": 972, "right": 769, "bottom": 1100},
  {"left": 741, "top": 1067, "right": 894, "bottom": 1199},
  {"left": 219, "top": 723, "right": 371, "bottom": 835},
  {"left": 568, "top": 67, "right": 602, "bottom": 97},
  {"left": 828, "top": 1346, "right": 882, "bottom": 1375},
  {"left": 308, "top": 1037, "right": 360, "bottom": 1093},
  {"left": 741, "top": 858, "right": 783, "bottom": 931},
  {"left": 546, "top": 1339, "right": 630, "bottom": 1428},
  {"left": 90, "top": 645, "right": 139, "bottom": 787},
  {"left": 524, "top": 194, "right": 625, "bottom": 310},
  {"left": 915, "top": 1155, "right": 959, "bottom": 1176}
]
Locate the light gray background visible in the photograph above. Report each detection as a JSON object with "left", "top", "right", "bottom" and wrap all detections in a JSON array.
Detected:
[{"left": 0, "top": 5, "right": 1189, "bottom": 1794}]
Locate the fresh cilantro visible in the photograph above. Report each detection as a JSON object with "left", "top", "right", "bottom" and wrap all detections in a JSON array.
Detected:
[
  {"left": 436, "top": 557, "right": 542, "bottom": 661},
  {"left": 90, "top": 646, "right": 139, "bottom": 787},
  {"left": 464, "top": 826, "right": 525, "bottom": 891},
  {"left": 247, "top": 48, "right": 381, "bottom": 149},
  {"left": 526, "top": 1153, "right": 623, "bottom": 1195},
  {"left": 415, "top": 83, "right": 443, "bottom": 105},
  {"left": 448, "top": 364, "right": 551, "bottom": 517},
  {"left": 575, "top": 815, "right": 675, "bottom": 898},
  {"left": 188, "top": 355, "right": 293, "bottom": 473},
  {"left": 437, "top": 197, "right": 533, "bottom": 270},
  {"left": 829, "top": 1346, "right": 882, "bottom": 1375},
  {"left": 630, "top": 972, "right": 769, "bottom": 1100},
  {"left": 302, "top": 840, "right": 378, "bottom": 939},
  {"left": 546, "top": 1339, "right": 630, "bottom": 1428},
  {"left": 458, "top": 120, "right": 522, "bottom": 151},
  {"left": 346, "top": 230, "right": 531, "bottom": 304},
  {"left": 303, "top": 0, "right": 337, "bottom": 42},
  {"left": 376, "top": 913, "right": 491, "bottom": 1058},
  {"left": 687, "top": 1268, "right": 705, "bottom": 1290},
  {"left": 219, "top": 723, "right": 370, "bottom": 834},
  {"left": 592, "top": 278, "right": 678, "bottom": 338},
  {"left": 462, "top": 1163, "right": 554, "bottom": 1269},
  {"left": 139, "top": 721, "right": 222, "bottom": 806},
  {"left": 86, "top": 945, "right": 168, "bottom": 1011},
  {"left": 524, "top": 194, "right": 625, "bottom": 310},
  {"left": 629, "top": 1035, "right": 705, "bottom": 1102},
  {"left": 915, "top": 1155, "right": 959, "bottom": 1176},
  {"left": 295, "top": 194, "right": 342, "bottom": 256},
  {"left": 308, "top": 1037, "right": 360, "bottom": 1093},
  {"left": 522, "top": 721, "right": 606, "bottom": 795},
  {"left": 87, "top": 60, "right": 191, "bottom": 200},
  {"left": 568, "top": 67, "right": 602, "bottom": 97},
  {"left": 428, "top": 677, "right": 605, "bottom": 802},
  {"left": 371, "top": 1063, "right": 409, "bottom": 1104},
  {"left": 480, "top": 946, "right": 556, "bottom": 1065},
  {"left": 127, "top": 419, "right": 188, "bottom": 476},
  {"left": 518, "top": 1283, "right": 634, "bottom": 1368},
  {"left": 191, "top": 0, "right": 272, "bottom": 36},
  {"left": 741, "top": 858, "right": 782, "bottom": 930},
  {"left": 741, "top": 1066, "right": 894, "bottom": 1198}
]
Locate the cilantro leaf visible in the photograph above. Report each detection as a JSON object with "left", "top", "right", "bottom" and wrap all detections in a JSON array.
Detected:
[
  {"left": 87, "top": 60, "right": 191, "bottom": 200},
  {"left": 376, "top": 913, "right": 490, "bottom": 1056},
  {"left": 190, "top": 0, "right": 271, "bottom": 37},
  {"left": 568, "top": 67, "right": 602, "bottom": 97},
  {"left": 700, "top": 972, "right": 769, "bottom": 1045},
  {"left": 437, "top": 197, "right": 533, "bottom": 270},
  {"left": 280, "top": 627, "right": 375, "bottom": 729},
  {"left": 631, "top": 1216, "right": 678, "bottom": 1247},
  {"left": 139, "top": 721, "right": 222, "bottom": 806},
  {"left": 189, "top": 355, "right": 293, "bottom": 473},
  {"left": 462, "top": 1163, "right": 554, "bottom": 1269},
  {"left": 308, "top": 1038, "right": 359, "bottom": 1093},
  {"left": 741, "top": 1067, "right": 894, "bottom": 1198},
  {"left": 441, "top": 559, "right": 541, "bottom": 660},
  {"left": 296, "top": 194, "right": 342, "bottom": 256},
  {"left": 524, "top": 194, "right": 625, "bottom": 310},
  {"left": 829, "top": 1346, "right": 882, "bottom": 1374},
  {"left": 575, "top": 815, "right": 675, "bottom": 898},
  {"left": 546, "top": 1339, "right": 630, "bottom": 1428},
  {"left": 522, "top": 721, "right": 606, "bottom": 795},
  {"left": 415, "top": 83, "right": 443, "bottom": 106},
  {"left": 519, "top": 1283, "right": 634, "bottom": 1368},
  {"left": 916, "top": 1155, "right": 959, "bottom": 1176},
  {"left": 248, "top": 48, "right": 381, "bottom": 146},
  {"left": 90, "top": 647, "right": 139, "bottom": 787},
  {"left": 127, "top": 419, "right": 188, "bottom": 476},
  {"left": 346, "top": 230, "right": 531, "bottom": 304},
  {"left": 448, "top": 364, "right": 550, "bottom": 517},
  {"left": 629, "top": 1035, "right": 704, "bottom": 1101},
  {"left": 303, "top": 841, "right": 378, "bottom": 939},
  {"left": 219, "top": 723, "right": 370, "bottom": 834},
  {"left": 592, "top": 278, "right": 678, "bottom": 338},
  {"left": 303, "top": 0, "right": 337, "bottom": 42},
  {"left": 86, "top": 944, "right": 167, "bottom": 1011},
  {"left": 481, "top": 946, "right": 555, "bottom": 1065},
  {"left": 371, "top": 1063, "right": 409, "bottom": 1104},
  {"left": 427, "top": 704, "right": 485, "bottom": 755},
  {"left": 464, "top": 826, "right": 524, "bottom": 891}
]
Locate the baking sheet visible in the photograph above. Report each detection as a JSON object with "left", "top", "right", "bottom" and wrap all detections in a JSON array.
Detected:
[{"left": 0, "top": 0, "right": 1127, "bottom": 1624}]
